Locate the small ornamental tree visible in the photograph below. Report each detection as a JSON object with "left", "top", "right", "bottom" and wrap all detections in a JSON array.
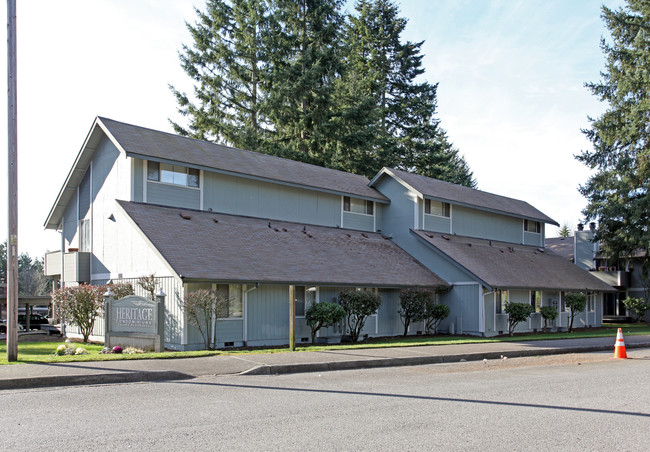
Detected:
[
  {"left": 137, "top": 274, "right": 157, "bottom": 300},
  {"left": 423, "top": 303, "right": 450, "bottom": 335},
  {"left": 305, "top": 302, "right": 346, "bottom": 343},
  {"left": 51, "top": 283, "right": 134, "bottom": 342},
  {"left": 183, "top": 289, "right": 230, "bottom": 350},
  {"left": 339, "top": 290, "right": 382, "bottom": 342},
  {"left": 504, "top": 302, "right": 534, "bottom": 336},
  {"left": 398, "top": 288, "right": 430, "bottom": 336},
  {"left": 565, "top": 292, "right": 587, "bottom": 333},
  {"left": 540, "top": 306, "right": 558, "bottom": 329},
  {"left": 622, "top": 297, "right": 650, "bottom": 323}
]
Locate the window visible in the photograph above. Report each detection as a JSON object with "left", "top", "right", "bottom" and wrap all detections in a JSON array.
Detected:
[
  {"left": 295, "top": 286, "right": 306, "bottom": 317},
  {"left": 217, "top": 284, "right": 242, "bottom": 318},
  {"left": 524, "top": 220, "right": 541, "bottom": 233},
  {"left": 560, "top": 291, "right": 566, "bottom": 312},
  {"left": 496, "top": 290, "right": 508, "bottom": 314},
  {"left": 425, "top": 199, "right": 450, "bottom": 217},
  {"left": 79, "top": 219, "right": 91, "bottom": 252},
  {"left": 530, "top": 290, "right": 541, "bottom": 312},
  {"left": 147, "top": 161, "right": 199, "bottom": 188},
  {"left": 343, "top": 196, "right": 374, "bottom": 215}
]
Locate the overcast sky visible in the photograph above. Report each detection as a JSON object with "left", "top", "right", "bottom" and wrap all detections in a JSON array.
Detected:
[{"left": 0, "top": 0, "right": 624, "bottom": 258}]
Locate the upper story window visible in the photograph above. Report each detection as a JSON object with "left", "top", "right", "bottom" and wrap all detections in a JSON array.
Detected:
[
  {"left": 425, "top": 199, "right": 450, "bottom": 217},
  {"left": 524, "top": 219, "right": 541, "bottom": 233},
  {"left": 343, "top": 196, "right": 374, "bottom": 215},
  {"left": 147, "top": 161, "right": 200, "bottom": 188}
]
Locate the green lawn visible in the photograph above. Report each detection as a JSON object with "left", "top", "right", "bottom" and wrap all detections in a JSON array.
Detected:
[{"left": 1, "top": 323, "right": 648, "bottom": 365}]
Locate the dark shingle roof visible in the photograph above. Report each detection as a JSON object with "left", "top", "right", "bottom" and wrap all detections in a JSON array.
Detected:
[
  {"left": 412, "top": 231, "right": 614, "bottom": 292},
  {"left": 544, "top": 236, "right": 574, "bottom": 261},
  {"left": 117, "top": 201, "right": 446, "bottom": 288},
  {"left": 100, "top": 117, "right": 388, "bottom": 202},
  {"left": 375, "top": 168, "right": 558, "bottom": 225}
]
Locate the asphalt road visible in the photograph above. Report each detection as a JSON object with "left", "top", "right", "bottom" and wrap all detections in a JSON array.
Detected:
[{"left": 3, "top": 350, "right": 649, "bottom": 451}]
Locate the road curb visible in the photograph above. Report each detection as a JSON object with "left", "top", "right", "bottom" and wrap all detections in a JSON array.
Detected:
[
  {"left": 0, "top": 370, "right": 193, "bottom": 391},
  {"left": 241, "top": 342, "right": 650, "bottom": 376}
]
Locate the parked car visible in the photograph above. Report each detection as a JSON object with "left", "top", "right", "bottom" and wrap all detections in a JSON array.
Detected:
[
  {"left": 18, "top": 313, "right": 50, "bottom": 330},
  {"left": 0, "top": 320, "right": 24, "bottom": 333}
]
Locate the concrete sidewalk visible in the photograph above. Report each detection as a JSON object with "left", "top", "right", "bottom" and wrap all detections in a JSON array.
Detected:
[{"left": 1, "top": 334, "right": 649, "bottom": 390}]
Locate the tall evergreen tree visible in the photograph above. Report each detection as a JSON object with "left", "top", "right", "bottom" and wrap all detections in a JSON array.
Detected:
[
  {"left": 342, "top": 0, "right": 475, "bottom": 186},
  {"left": 170, "top": 0, "right": 272, "bottom": 151},
  {"left": 265, "top": 0, "right": 344, "bottom": 165},
  {"left": 577, "top": 1, "right": 649, "bottom": 276}
]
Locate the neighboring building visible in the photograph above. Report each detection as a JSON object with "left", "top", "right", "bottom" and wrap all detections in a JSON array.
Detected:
[
  {"left": 546, "top": 223, "right": 649, "bottom": 321},
  {"left": 44, "top": 117, "right": 613, "bottom": 348}
]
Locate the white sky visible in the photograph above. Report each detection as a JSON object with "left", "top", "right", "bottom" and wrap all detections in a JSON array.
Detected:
[{"left": 0, "top": 0, "right": 624, "bottom": 258}]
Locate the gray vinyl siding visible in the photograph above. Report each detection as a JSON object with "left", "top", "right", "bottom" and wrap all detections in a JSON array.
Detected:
[
  {"left": 439, "top": 284, "right": 481, "bottom": 335},
  {"left": 523, "top": 231, "right": 542, "bottom": 247},
  {"left": 203, "top": 171, "right": 341, "bottom": 227},
  {"left": 146, "top": 181, "right": 200, "bottom": 210},
  {"left": 62, "top": 198, "right": 77, "bottom": 251},
  {"left": 377, "top": 289, "right": 402, "bottom": 335},
  {"left": 484, "top": 292, "right": 496, "bottom": 336},
  {"left": 423, "top": 213, "right": 451, "bottom": 233},
  {"left": 78, "top": 169, "right": 91, "bottom": 220},
  {"left": 132, "top": 158, "right": 143, "bottom": 202},
  {"left": 342, "top": 211, "right": 375, "bottom": 231},
  {"left": 575, "top": 230, "right": 595, "bottom": 270},
  {"left": 246, "top": 285, "right": 290, "bottom": 345},
  {"left": 373, "top": 176, "right": 471, "bottom": 283},
  {"left": 452, "top": 205, "right": 522, "bottom": 243}
]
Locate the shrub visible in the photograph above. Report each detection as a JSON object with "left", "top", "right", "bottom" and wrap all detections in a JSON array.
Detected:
[
  {"left": 183, "top": 289, "right": 230, "bottom": 350},
  {"left": 540, "top": 306, "right": 558, "bottom": 329},
  {"left": 398, "top": 289, "right": 429, "bottom": 336},
  {"left": 423, "top": 303, "right": 450, "bottom": 335},
  {"left": 51, "top": 283, "right": 134, "bottom": 342},
  {"left": 504, "top": 302, "right": 534, "bottom": 336},
  {"left": 622, "top": 297, "right": 650, "bottom": 322},
  {"left": 339, "top": 290, "right": 382, "bottom": 342},
  {"left": 305, "top": 302, "right": 346, "bottom": 343},
  {"left": 112, "top": 346, "right": 123, "bottom": 354},
  {"left": 565, "top": 292, "right": 587, "bottom": 333}
]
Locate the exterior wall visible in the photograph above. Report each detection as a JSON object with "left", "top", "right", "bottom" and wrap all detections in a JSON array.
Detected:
[
  {"left": 132, "top": 158, "right": 144, "bottom": 202},
  {"left": 342, "top": 211, "right": 375, "bottom": 231},
  {"left": 203, "top": 170, "right": 345, "bottom": 228},
  {"left": 373, "top": 176, "right": 474, "bottom": 284},
  {"left": 439, "top": 284, "right": 481, "bottom": 335},
  {"left": 523, "top": 230, "right": 543, "bottom": 247},
  {"left": 575, "top": 230, "right": 596, "bottom": 270},
  {"left": 146, "top": 181, "right": 200, "bottom": 210},
  {"left": 451, "top": 205, "right": 522, "bottom": 243}
]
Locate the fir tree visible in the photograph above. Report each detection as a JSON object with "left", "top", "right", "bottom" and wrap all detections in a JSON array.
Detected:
[
  {"left": 343, "top": 0, "right": 475, "bottom": 186},
  {"left": 577, "top": 0, "right": 649, "bottom": 276},
  {"left": 265, "top": 0, "right": 344, "bottom": 165},
  {"left": 170, "top": 0, "right": 272, "bottom": 151}
]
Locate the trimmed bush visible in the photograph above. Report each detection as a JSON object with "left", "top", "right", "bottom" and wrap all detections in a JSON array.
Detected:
[
  {"left": 565, "top": 292, "right": 587, "bottom": 333},
  {"left": 505, "top": 302, "right": 534, "bottom": 336},
  {"left": 540, "top": 306, "right": 558, "bottom": 329},
  {"left": 305, "top": 302, "right": 346, "bottom": 343},
  {"left": 622, "top": 296, "right": 650, "bottom": 323},
  {"left": 339, "top": 290, "right": 382, "bottom": 342}
]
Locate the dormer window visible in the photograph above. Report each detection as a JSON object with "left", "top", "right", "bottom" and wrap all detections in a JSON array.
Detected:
[
  {"left": 147, "top": 161, "right": 200, "bottom": 188},
  {"left": 524, "top": 220, "right": 541, "bottom": 233},
  {"left": 343, "top": 196, "right": 374, "bottom": 215},
  {"left": 425, "top": 199, "right": 450, "bottom": 218}
]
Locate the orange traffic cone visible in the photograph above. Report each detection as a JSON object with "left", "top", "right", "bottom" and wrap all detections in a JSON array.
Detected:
[{"left": 614, "top": 328, "right": 627, "bottom": 359}]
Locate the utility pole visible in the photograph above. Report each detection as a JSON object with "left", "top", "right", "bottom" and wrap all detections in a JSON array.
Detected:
[{"left": 6, "top": 0, "right": 18, "bottom": 362}]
